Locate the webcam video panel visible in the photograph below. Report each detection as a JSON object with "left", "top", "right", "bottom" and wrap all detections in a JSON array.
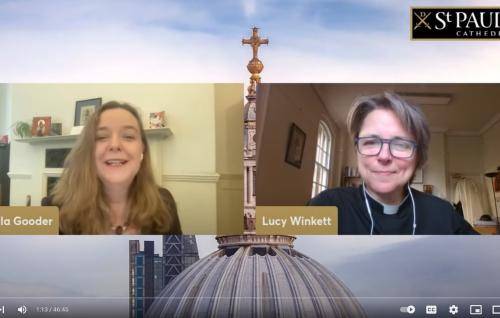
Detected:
[
  {"left": 255, "top": 83, "right": 500, "bottom": 235},
  {"left": 0, "top": 83, "right": 244, "bottom": 235}
]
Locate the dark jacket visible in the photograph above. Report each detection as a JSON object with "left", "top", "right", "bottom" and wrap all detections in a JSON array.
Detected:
[
  {"left": 42, "top": 187, "right": 182, "bottom": 235},
  {"left": 308, "top": 186, "right": 478, "bottom": 235}
]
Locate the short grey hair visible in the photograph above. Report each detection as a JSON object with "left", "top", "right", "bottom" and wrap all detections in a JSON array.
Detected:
[{"left": 346, "top": 91, "right": 430, "bottom": 169}]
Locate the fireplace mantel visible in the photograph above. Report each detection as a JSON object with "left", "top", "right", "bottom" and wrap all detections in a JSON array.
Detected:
[{"left": 15, "top": 128, "right": 172, "bottom": 144}]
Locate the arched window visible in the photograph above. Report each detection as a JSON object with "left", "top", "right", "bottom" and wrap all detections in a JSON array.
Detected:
[{"left": 312, "top": 121, "right": 332, "bottom": 198}]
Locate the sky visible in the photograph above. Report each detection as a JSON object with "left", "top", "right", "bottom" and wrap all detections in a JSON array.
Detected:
[
  {"left": 2, "top": 0, "right": 500, "bottom": 82},
  {"left": 1, "top": 235, "right": 498, "bottom": 318},
  {"left": 3, "top": 235, "right": 499, "bottom": 316},
  {"left": 1, "top": 235, "right": 499, "bottom": 299},
  {"left": 1, "top": 0, "right": 500, "bottom": 315}
]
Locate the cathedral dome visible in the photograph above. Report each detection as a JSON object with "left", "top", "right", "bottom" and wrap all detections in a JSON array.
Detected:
[{"left": 147, "top": 235, "right": 366, "bottom": 317}]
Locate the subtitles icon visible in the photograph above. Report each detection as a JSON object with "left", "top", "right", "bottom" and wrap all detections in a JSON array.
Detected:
[
  {"left": 493, "top": 305, "right": 500, "bottom": 315},
  {"left": 426, "top": 305, "right": 437, "bottom": 314},
  {"left": 470, "top": 304, "right": 482, "bottom": 315},
  {"left": 17, "top": 305, "right": 27, "bottom": 315},
  {"left": 449, "top": 305, "right": 459, "bottom": 315},
  {"left": 400, "top": 305, "right": 416, "bottom": 314}
]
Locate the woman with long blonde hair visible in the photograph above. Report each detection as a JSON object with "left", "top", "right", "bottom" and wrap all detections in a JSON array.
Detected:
[{"left": 43, "top": 101, "right": 181, "bottom": 234}]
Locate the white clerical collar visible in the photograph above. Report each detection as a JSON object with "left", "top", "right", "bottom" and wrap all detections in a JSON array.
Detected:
[{"left": 365, "top": 190, "right": 409, "bottom": 215}]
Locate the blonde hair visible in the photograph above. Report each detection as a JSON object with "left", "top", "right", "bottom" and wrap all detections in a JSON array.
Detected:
[{"left": 52, "top": 101, "right": 174, "bottom": 234}]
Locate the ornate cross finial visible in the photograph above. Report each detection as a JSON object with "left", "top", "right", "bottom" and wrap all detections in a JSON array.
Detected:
[{"left": 242, "top": 27, "right": 269, "bottom": 97}]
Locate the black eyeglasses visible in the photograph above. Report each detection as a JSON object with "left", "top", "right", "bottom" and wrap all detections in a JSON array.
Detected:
[{"left": 355, "top": 136, "right": 417, "bottom": 159}]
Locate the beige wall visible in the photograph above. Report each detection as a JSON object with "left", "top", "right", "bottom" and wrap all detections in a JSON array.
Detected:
[
  {"left": 425, "top": 132, "right": 447, "bottom": 199},
  {"left": 333, "top": 126, "right": 350, "bottom": 187},
  {"left": 445, "top": 134, "right": 494, "bottom": 220},
  {"left": 214, "top": 84, "right": 244, "bottom": 234},
  {"left": 446, "top": 135, "right": 484, "bottom": 175},
  {"left": 4, "top": 83, "right": 243, "bottom": 234},
  {"left": 482, "top": 120, "right": 500, "bottom": 216},
  {"left": 483, "top": 121, "right": 500, "bottom": 172},
  {"left": 257, "top": 84, "right": 336, "bottom": 205},
  {"left": 342, "top": 132, "right": 357, "bottom": 177}
]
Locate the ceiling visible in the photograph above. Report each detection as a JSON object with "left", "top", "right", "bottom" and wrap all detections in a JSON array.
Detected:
[{"left": 312, "top": 84, "right": 500, "bottom": 135}]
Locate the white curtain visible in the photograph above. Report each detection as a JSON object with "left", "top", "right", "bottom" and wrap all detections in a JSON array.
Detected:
[{"left": 454, "top": 178, "right": 485, "bottom": 224}]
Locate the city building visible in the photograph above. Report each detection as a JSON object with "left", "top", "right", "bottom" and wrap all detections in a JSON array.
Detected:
[
  {"left": 153, "top": 254, "right": 164, "bottom": 297},
  {"left": 163, "top": 235, "right": 199, "bottom": 286},
  {"left": 129, "top": 240, "right": 160, "bottom": 318},
  {"left": 130, "top": 236, "right": 199, "bottom": 317}
]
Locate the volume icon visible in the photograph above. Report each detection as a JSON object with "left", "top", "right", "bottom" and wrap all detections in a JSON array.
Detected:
[{"left": 17, "top": 305, "right": 27, "bottom": 315}]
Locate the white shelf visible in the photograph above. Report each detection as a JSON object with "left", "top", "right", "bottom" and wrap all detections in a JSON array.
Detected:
[{"left": 14, "top": 128, "right": 172, "bottom": 144}]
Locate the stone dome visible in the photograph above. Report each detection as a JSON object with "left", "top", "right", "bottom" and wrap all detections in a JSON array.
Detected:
[{"left": 147, "top": 235, "right": 366, "bottom": 317}]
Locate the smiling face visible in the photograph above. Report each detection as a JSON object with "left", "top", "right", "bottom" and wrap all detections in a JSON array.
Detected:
[
  {"left": 357, "top": 109, "right": 417, "bottom": 204},
  {"left": 94, "top": 108, "right": 144, "bottom": 190}
]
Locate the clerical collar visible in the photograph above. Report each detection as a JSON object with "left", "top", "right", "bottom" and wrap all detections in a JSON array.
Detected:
[{"left": 365, "top": 190, "right": 409, "bottom": 215}]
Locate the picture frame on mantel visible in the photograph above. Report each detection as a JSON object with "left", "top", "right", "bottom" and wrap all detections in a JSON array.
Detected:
[
  {"left": 31, "top": 116, "right": 51, "bottom": 137},
  {"left": 74, "top": 98, "right": 102, "bottom": 127}
]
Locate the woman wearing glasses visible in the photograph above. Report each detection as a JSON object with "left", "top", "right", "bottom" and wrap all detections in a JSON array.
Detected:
[{"left": 309, "top": 92, "right": 477, "bottom": 235}]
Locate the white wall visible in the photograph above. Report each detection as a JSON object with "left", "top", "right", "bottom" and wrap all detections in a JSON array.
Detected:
[{"left": 5, "top": 84, "right": 243, "bottom": 234}]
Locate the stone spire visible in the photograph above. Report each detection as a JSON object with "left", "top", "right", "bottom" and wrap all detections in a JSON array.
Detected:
[{"left": 241, "top": 27, "right": 268, "bottom": 233}]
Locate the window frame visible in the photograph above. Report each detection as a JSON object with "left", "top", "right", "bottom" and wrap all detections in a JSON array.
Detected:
[{"left": 311, "top": 120, "right": 333, "bottom": 198}]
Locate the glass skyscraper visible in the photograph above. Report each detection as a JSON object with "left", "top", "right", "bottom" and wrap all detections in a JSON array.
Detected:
[
  {"left": 129, "top": 240, "right": 160, "bottom": 318},
  {"left": 130, "top": 236, "right": 199, "bottom": 317},
  {"left": 162, "top": 235, "right": 199, "bottom": 286}
]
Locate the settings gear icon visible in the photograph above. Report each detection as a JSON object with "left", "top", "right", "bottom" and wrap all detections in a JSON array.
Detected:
[{"left": 449, "top": 305, "right": 459, "bottom": 315}]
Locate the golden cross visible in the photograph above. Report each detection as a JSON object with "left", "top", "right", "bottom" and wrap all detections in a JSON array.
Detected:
[{"left": 242, "top": 27, "right": 269, "bottom": 60}]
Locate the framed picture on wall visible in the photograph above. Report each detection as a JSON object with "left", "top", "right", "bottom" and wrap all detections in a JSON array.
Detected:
[
  {"left": 285, "top": 123, "right": 306, "bottom": 169},
  {"left": 74, "top": 98, "right": 102, "bottom": 126},
  {"left": 149, "top": 111, "right": 166, "bottom": 128}
]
